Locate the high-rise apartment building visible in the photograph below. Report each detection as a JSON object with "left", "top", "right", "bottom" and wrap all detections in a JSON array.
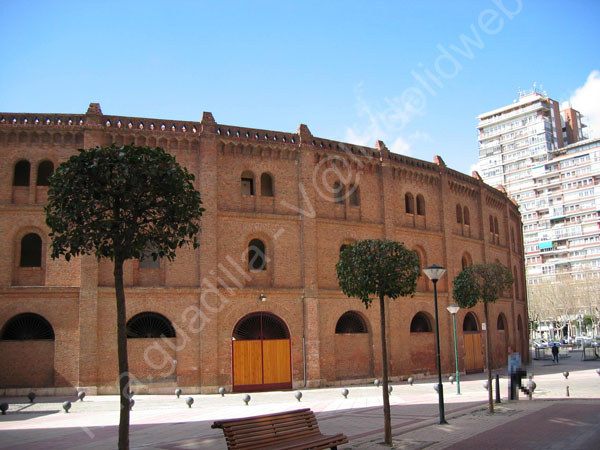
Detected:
[
  {"left": 477, "top": 89, "right": 600, "bottom": 284},
  {"left": 477, "top": 89, "right": 599, "bottom": 335},
  {"left": 478, "top": 90, "right": 584, "bottom": 192}
]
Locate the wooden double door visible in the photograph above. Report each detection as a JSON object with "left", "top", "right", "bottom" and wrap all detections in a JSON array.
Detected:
[
  {"left": 233, "top": 339, "right": 291, "bottom": 392},
  {"left": 232, "top": 312, "right": 292, "bottom": 392},
  {"left": 464, "top": 332, "right": 484, "bottom": 373}
]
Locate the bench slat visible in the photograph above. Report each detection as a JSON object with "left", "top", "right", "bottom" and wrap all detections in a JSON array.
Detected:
[
  {"left": 228, "top": 429, "right": 323, "bottom": 448},
  {"left": 260, "top": 433, "right": 349, "bottom": 450},
  {"left": 213, "top": 408, "right": 312, "bottom": 427},
  {"left": 212, "top": 408, "right": 349, "bottom": 450},
  {"left": 223, "top": 415, "right": 318, "bottom": 432}
]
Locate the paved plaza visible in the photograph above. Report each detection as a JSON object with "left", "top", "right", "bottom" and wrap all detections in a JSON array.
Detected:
[{"left": 1, "top": 351, "right": 599, "bottom": 449}]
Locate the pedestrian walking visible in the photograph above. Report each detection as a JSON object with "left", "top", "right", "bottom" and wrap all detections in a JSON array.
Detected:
[
  {"left": 508, "top": 346, "right": 523, "bottom": 400},
  {"left": 552, "top": 343, "right": 559, "bottom": 364}
]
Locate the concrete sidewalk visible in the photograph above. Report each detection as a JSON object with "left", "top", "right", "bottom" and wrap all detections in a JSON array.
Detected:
[{"left": 0, "top": 351, "right": 599, "bottom": 449}]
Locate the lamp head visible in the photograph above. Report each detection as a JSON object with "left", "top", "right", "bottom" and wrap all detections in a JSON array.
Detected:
[
  {"left": 423, "top": 264, "right": 446, "bottom": 282},
  {"left": 447, "top": 304, "right": 460, "bottom": 315}
]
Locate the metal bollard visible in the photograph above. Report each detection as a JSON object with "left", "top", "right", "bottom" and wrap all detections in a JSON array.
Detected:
[
  {"left": 566, "top": 386, "right": 570, "bottom": 397},
  {"left": 495, "top": 374, "right": 501, "bottom": 403},
  {"left": 527, "top": 376, "right": 536, "bottom": 400}
]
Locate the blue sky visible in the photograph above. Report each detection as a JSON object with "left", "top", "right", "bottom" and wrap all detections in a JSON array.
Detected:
[{"left": 1, "top": 0, "right": 599, "bottom": 175}]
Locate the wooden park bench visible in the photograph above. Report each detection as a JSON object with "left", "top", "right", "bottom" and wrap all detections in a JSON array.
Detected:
[{"left": 211, "top": 408, "right": 349, "bottom": 450}]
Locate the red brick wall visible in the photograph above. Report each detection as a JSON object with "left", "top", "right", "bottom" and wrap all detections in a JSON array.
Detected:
[
  {"left": 0, "top": 341, "right": 54, "bottom": 387},
  {"left": 0, "top": 107, "right": 529, "bottom": 391},
  {"left": 334, "top": 334, "right": 373, "bottom": 380},
  {"left": 127, "top": 338, "right": 177, "bottom": 381}
]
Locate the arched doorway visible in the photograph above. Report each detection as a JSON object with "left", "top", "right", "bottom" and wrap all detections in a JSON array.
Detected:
[
  {"left": 126, "top": 312, "right": 177, "bottom": 381},
  {"left": 232, "top": 312, "right": 291, "bottom": 392},
  {"left": 334, "top": 311, "right": 372, "bottom": 380},
  {"left": 0, "top": 313, "right": 55, "bottom": 387},
  {"left": 463, "top": 312, "right": 483, "bottom": 373},
  {"left": 409, "top": 311, "right": 436, "bottom": 374},
  {"left": 496, "top": 313, "right": 509, "bottom": 368}
]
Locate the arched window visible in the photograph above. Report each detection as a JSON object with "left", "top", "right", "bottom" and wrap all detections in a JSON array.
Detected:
[
  {"left": 260, "top": 173, "right": 274, "bottom": 197},
  {"left": 463, "top": 313, "right": 479, "bottom": 332},
  {"left": 416, "top": 194, "right": 425, "bottom": 216},
  {"left": 0, "top": 313, "right": 54, "bottom": 340},
  {"left": 126, "top": 312, "right": 176, "bottom": 338},
  {"left": 463, "top": 207, "right": 470, "bottom": 225},
  {"left": 248, "top": 238, "right": 266, "bottom": 271},
  {"left": 497, "top": 314, "right": 506, "bottom": 331},
  {"left": 241, "top": 170, "right": 255, "bottom": 196},
  {"left": 20, "top": 233, "right": 42, "bottom": 267},
  {"left": 340, "top": 244, "right": 350, "bottom": 254},
  {"left": 36, "top": 160, "right": 54, "bottom": 186},
  {"left": 456, "top": 205, "right": 463, "bottom": 224},
  {"left": 489, "top": 215, "right": 494, "bottom": 233},
  {"left": 405, "top": 193, "right": 414, "bottom": 214},
  {"left": 139, "top": 244, "right": 160, "bottom": 269},
  {"left": 233, "top": 312, "right": 289, "bottom": 340},
  {"left": 349, "top": 185, "right": 360, "bottom": 206},
  {"left": 461, "top": 252, "right": 472, "bottom": 270},
  {"left": 333, "top": 181, "right": 345, "bottom": 204},
  {"left": 13, "top": 160, "right": 30, "bottom": 186},
  {"left": 410, "top": 312, "right": 432, "bottom": 332},
  {"left": 335, "top": 311, "right": 367, "bottom": 334},
  {"left": 413, "top": 247, "right": 424, "bottom": 270},
  {"left": 494, "top": 217, "right": 499, "bottom": 235},
  {"left": 413, "top": 246, "right": 427, "bottom": 291}
]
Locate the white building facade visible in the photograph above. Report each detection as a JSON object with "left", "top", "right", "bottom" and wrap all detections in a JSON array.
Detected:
[{"left": 478, "top": 91, "right": 599, "bottom": 336}]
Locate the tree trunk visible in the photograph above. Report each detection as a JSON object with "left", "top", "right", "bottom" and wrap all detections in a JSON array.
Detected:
[
  {"left": 115, "top": 255, "right": 131, "bottom": 450},
  {"left": 484, "top": 302, "right": 494, "bottom": 414},
  {"left": 379, "top": 293, "right": 392, "bottom": 445}
]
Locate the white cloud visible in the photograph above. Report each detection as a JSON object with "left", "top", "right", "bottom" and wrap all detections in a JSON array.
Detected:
[
  {"left": 566, "top": 70, "right": 600, "bottom": 139},
  {"left": 408, "top": 131, "right": 433, "bottom": 143},
  {"left": 390, "top": 136, "right": 411, "bottom": 154},
  {"left": 344, "top": 83, "right": 425, "bottom": 156},
  {"left": 470, "top": 162, "right": 480, "bottom": 177}
]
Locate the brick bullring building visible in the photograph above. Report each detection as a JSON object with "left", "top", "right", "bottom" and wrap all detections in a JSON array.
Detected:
[{"left": 0, "top": 103, "right": 528, "bottom": 395}]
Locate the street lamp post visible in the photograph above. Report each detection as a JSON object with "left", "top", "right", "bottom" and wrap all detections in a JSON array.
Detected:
[
  {"left": 446, "top": 304, "right": 461, "bottom": 395},
  {"left": 423, "top": 264, "right": 448, "bottom": 425}
]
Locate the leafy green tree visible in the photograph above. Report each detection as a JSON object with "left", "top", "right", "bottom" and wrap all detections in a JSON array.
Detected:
[
  {"left": 452, "top": 262, "right": 513, "bottom": 414},
  {"left": 45, "top": 144, "right": 204, "bottom": 450},
  {"left": 336, "top": 239, "right": 420, "bottom": 445}
]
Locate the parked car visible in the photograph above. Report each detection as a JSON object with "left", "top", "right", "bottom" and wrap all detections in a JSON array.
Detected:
[
  {"left": 533, "top": 339, "right": 548, "bottom": 348},
  {"left": 575, "top": 336, "right": 595, "bottom": 347}
]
